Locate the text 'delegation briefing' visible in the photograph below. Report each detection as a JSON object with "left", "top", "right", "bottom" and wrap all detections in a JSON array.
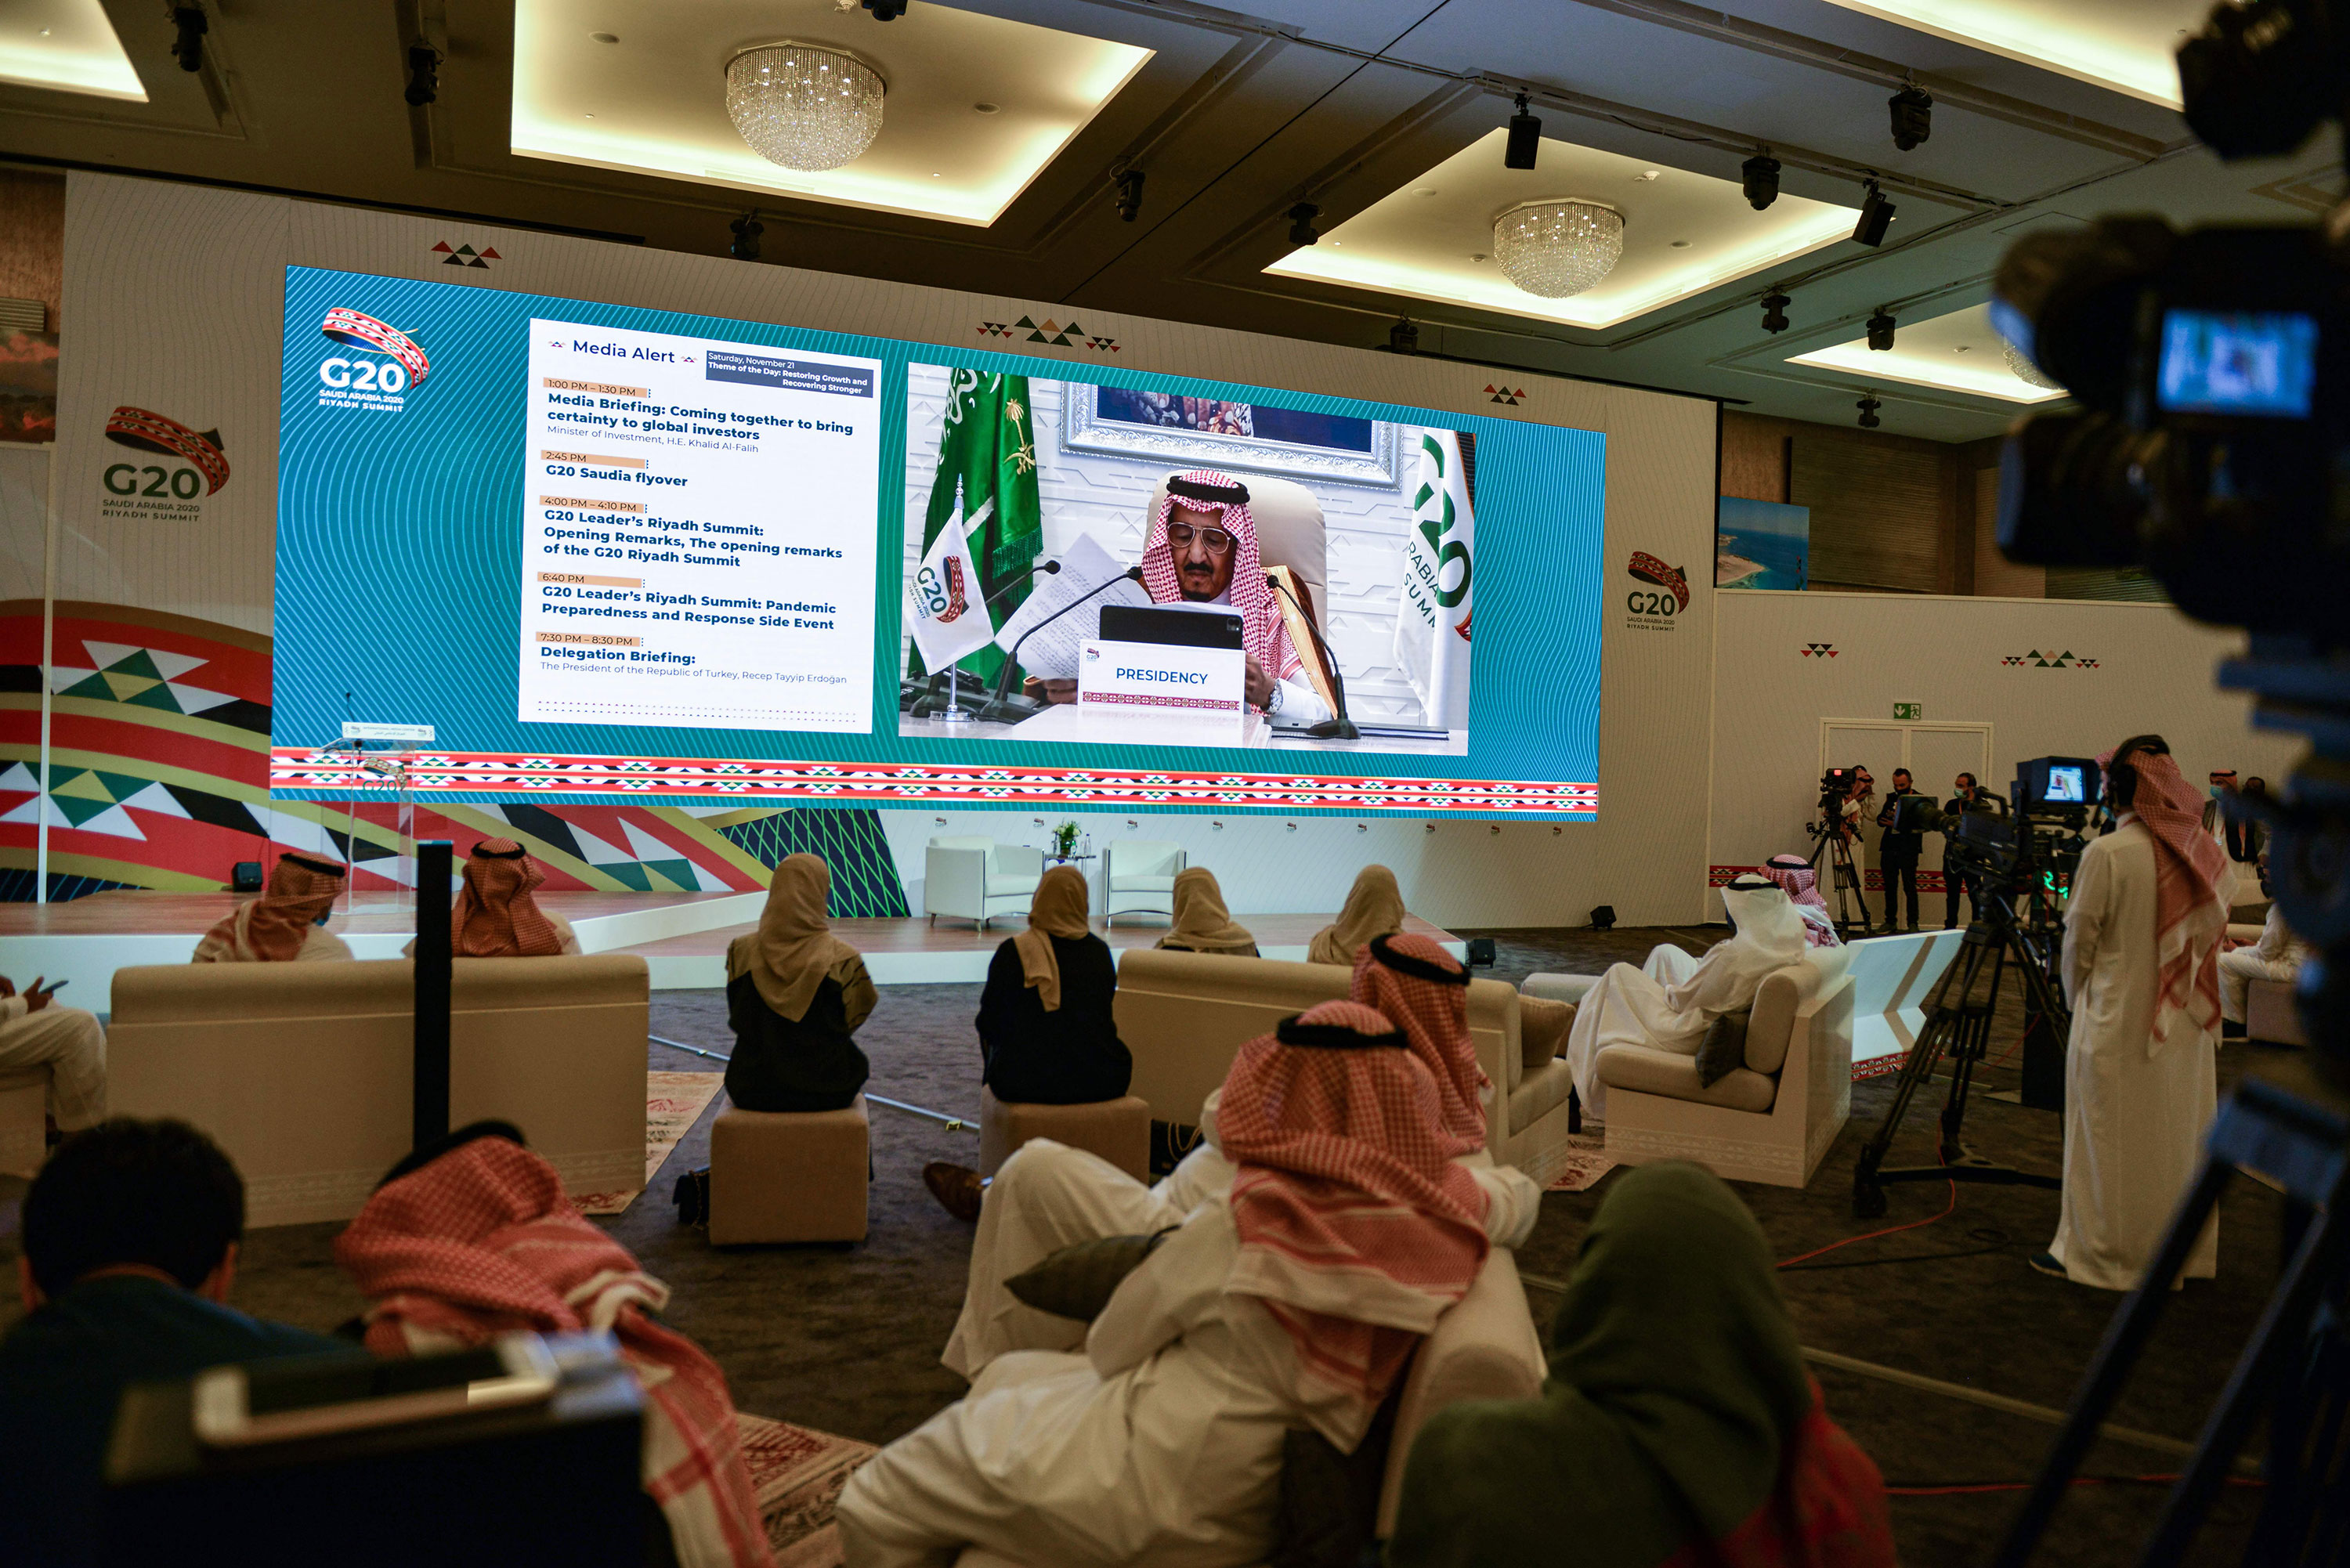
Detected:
[{"left": 518, "top": 320, "right": 882, "bottom": 732}]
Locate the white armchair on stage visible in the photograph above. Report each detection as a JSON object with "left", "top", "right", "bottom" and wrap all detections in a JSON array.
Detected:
[
  {"left": 924, "top": 836, "right": 1046, "bottom": 930},
  {"left": 1104, "top": 840, "right": 1186, "bottom": 925}
]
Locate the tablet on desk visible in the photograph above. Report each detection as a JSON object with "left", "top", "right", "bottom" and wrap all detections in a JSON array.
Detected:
[{"left": 1097, "top": 604, "right": 1244, "bottom": 650}]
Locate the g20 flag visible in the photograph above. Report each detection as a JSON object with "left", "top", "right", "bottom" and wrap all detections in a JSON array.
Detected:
[
  {"left": 1395, "top": 429, "right": 1474, "bottom": 728},
  {"left": 906, "top": 506, "right": 996, "bottom": 672}
]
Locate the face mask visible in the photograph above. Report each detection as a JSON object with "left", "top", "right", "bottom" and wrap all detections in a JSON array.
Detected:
[{"left": 2210, "top": 784, "right": 2225, "bottom": 800}]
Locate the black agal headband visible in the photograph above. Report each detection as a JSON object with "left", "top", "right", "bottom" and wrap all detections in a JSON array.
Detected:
[
  {"left": 1276, "top": 1013, "right": 1407, "bottom": 1050},
  {"left": 1167, "top": 475, "right": 1250, "bottom": 508}
]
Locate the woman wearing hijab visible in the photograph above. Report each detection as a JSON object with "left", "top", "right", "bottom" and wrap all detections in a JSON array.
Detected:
[
  {"left": 2040, "top": 735, "right": 2232, "bottom": 1288},
  {"left": 840, "top": 1001, "right": 1536, "bottom": 1568},
  {"left": 974, "top": 865, "right": 1130, "bottom": 1106},
  {"left": 192, "top": 853, "right": 352, "bottom": 963},
  {"left": 1387, "top": 1162, "right": 1896, "bottom": 1568},
  {"left": 403, "top": 839, "right": 580, "bottom": 958},
  {"left": 1154, "top": 866, "right": 1259, "bottom": 957},
  {"left": 723, "top": 854, "right": 877, "bottom": 1114},
  {"left": 336, "top": 1131, "right": 769, "bottom": 1568},
  {"left": 1762, "top": 853, "right": 1843, "bottom": 948},
  {"left": 1306, "top": 864, "right": 1405, "bottom": 966},
  {"left": 1562, "top": 876, "right": 1810, "bottom": 1125}
]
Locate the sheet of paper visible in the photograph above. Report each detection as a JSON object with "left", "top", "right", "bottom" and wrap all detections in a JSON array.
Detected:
[{"left": 992, "top": 532, "right": 1152, "bottom": 681}]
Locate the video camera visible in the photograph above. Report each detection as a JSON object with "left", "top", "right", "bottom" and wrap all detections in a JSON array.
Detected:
[
  {"left": 1815, "top": 764, "right": 1869, "bottom": 818},
  {"left": 1887, "top": 756, "right": 2096, "bottom": 889}
]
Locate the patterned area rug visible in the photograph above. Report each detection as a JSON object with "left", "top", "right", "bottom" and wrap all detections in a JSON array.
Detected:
[
  {"left": 574, "top": 1071, "right": 725, "bottom": 1216},
  {"left": 1546, "top": 1133, "right": 1618, "bottom": 1193},
  {"left": 739, "top": 1411, "right": 877, "bottom": 1568}
]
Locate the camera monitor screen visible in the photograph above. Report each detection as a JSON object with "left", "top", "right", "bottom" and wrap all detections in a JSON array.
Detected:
[
  {"left": 271, "top": 266, "right": 1608, "bottom": 818},
  {"left": 2157, "top": 309, "right": 2319, "bottom": 418},
  {"left": 2043, "top": 764, "right": 2087, "bottom": 804}
]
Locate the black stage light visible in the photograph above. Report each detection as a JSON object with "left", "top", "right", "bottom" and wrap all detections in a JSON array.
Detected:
[
  {"left": 1889, "top": 85, "right": 1933, "bottom": 151},
  {"left": 1466, "top": 938, "right": 1497, "bottom": 967},
  {"left": 728, "top": 212, "right": 763, "bottom": 262},
  {"left": 862, "top": 0, "right": 909, "bottom": 17},
  {"left": 1389, "top": 318, "right": 1419, "bottom": 354},
  {"left": 1504, "top": 92, "right": 1542, "bottom": 170},
  {"left": 1760, "top": 290, "right": 1791, "bottom": 334},
  {"left": 170, "top": 5, "right": 208, "bottom": 73},
  {"left": 1852, "top": 182, "right": 1895, "bottom": 246},
  {"left": 1286, "top": 202, "right": 1321, "bottom": 247},
  {"left": 1114, "top": 168, "right": 1144, "bottom": 222},
  {"left": 1866, "top": 308, "right": 1896, "bottom": 350},
  {"left": 404, "top": 44, "right": 440, "bottom": 107},
  {"left": 1589, "top": 905, "right": 1617, "bottom": 930},
  {"left": 1856, "top": 394, "right": 1882, "bottom": 428},
  {"left": 1741, "top": 154, "right": 1781, "bottom": 211}
]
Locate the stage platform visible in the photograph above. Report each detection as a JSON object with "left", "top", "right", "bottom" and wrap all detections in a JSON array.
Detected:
[{"left": 0, "top": 890, "right": 1463, "bottom": 998}]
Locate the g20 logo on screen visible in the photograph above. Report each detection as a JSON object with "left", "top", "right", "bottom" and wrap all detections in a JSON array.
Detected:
[
  {"left": 1624, "top": 551, "right": 1690, "bottom": 633},
  {"left": 98, "top": 406, "right": 230, "bottom": 521},
  {"left": 315, "top": 308, "right": 432, "bottom": 414}
]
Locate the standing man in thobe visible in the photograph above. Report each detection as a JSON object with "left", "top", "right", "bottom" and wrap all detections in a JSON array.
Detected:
[{"left": 2037, "top": 735, "right": 2231, "bottom": 1289}]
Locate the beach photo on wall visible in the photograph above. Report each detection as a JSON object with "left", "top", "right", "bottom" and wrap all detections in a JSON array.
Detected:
[{"left": 1716, "top": 497, "right": 1808, "bottom": 591}]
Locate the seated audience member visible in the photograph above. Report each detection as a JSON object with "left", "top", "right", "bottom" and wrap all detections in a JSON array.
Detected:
[
  {"left": 1154, "top": 866, "right": 1259, "bottom": 956},
  {"left": 0, "top": 1119, "right": 343, "bottom": 1566},
  {"left": 1305, "top": 863, "right": 1405, "bottom": 966},
  {"left": 1563, "top": 876, "right": 1808, "bottom": 1125},
  {"left": 405, "top": 837, "right": 580, "bottom": 957},
  {"left": 0, "top": 971, "right": 106, "bottom": 1143},
  {"left": 838, "top": 1000, "right": 1536, "bottom": 1568},
  {"left": 2219, "top": 891, "right": 2310, "bottom": 1035},
  {"left": 1387, "top": 1162, "right": 1896, "bottom": 1568},
  {"left": 193, "top": 851, "right": 351, "bottom": 963},
  {"left": 1762, "top": 853, "right": 1842, "bottom": 948},
  {"left": 938, "top": 931, "right": 1530, "bottom": 1379},
  {"left": 976, "top": 865, "right": 1130, "bottom": 1106},
  {"left": 336, "top": 1125, "right": 768, "bottom": 1568},
  {"left": 724, "top": 854, "right": 876, "bottom": 1112}
]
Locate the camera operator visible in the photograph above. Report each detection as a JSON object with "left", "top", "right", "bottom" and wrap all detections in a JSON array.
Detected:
[
  {"left": 1942, "top": 774, "right": 1994, "bottom": 928},
  {"left": 1838, "top": 764, "right": 1874, "bottom": 880},
  {"left": 1875, "top": 768, "right": 1925, "bottom": 932},
  {"left": 2038, "top": 735, "right": 2230, "bottom": 1290}
]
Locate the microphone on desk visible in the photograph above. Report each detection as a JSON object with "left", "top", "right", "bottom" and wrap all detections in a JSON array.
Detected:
[
  {"left": 1266, "top": 572, "right": 1360, "bottom": 741},
  {"left": 907, "top": 560, "right": 1064, "bottom": 718},
  {"left": 975, "top": 566, "right": 1146, "bottom": 724}
]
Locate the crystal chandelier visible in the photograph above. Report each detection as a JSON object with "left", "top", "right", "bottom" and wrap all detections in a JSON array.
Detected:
[
  {"left": 1492, "top": 200, "right": 1624, "bottom": 299},
  {"left": 726, "top": 44, "right": 885, "bottom": 174},
  {"left": 2001, "top": 338, "right": 2063, "bottom": 391}
]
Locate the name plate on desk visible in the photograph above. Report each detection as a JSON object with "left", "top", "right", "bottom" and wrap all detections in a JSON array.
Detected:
[
  {"left": 1077, "top": 638, "right": 1245, "bottom": 721},
  {"left": 340, "top": 721, "right": 434, "bottom": 742}
]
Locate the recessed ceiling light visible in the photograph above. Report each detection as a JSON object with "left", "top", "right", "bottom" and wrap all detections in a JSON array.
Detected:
[
  {"left": 1954, "top": 344, "right": 1971, "bottom": 352},
  {"left": 1470, "top": 252, "right": 1487, "bottom": 262},
  {"left": 1669, "top": 239, "right": 1692, "bottom": 248},
  {"left": 1415, "top": 187, "right": 1439, "bottom": 197},
  {"left": 584, "top": 112, "right": 595, "bottom": 118},
  {"left": 591, "top": 31, "right": 619, "bottom": 43},
  {"left": 974, "top": 102, "right": 1000, "bottom": 114}
]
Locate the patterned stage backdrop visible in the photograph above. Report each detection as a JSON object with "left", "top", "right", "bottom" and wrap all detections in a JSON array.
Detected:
[{"left": 0, "top": 599, "right": 909, "bottom": 912}]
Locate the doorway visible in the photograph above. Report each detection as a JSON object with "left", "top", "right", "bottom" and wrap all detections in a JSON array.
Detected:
[{"left": 1820, "top": 721, "right": 1994, "bottom": 924}]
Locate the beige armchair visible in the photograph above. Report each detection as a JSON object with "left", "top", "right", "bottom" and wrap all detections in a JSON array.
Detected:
[{"left": 1111, "top": 948, "right": 1582, "bottom": 1187}]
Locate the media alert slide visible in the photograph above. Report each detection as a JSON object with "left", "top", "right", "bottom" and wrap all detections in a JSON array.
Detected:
[{"left": 517, "top": 320, "right": 881, "bottom": 733}]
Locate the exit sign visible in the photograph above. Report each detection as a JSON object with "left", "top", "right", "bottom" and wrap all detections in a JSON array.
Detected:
[{"left": 1893, "top": 703, "right": 1922, "bottom": 720}]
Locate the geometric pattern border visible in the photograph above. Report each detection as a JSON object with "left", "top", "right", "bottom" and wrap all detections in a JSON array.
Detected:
[{"left": 272, "top": 748, "right": 1600, "bottom": 815}]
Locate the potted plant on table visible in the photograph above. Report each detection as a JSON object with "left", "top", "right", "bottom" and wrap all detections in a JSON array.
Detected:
[{"left": 1050, "top": 821, "right": 1081, "bottom": 862}]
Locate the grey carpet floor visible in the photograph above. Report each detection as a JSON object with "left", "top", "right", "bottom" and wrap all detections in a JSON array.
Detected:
[{"left": 0, "top": 926, "right": 2298, "bottom": 1566}]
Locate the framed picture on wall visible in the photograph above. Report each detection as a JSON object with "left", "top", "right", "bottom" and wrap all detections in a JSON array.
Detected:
[{"left": 1058, "top": 379, "right": 1402, "bottom": 490}]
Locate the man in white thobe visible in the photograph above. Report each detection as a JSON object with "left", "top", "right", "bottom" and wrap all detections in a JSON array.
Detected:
[
  {"left": 2041, "top": 739, "right": 2230, "bottom": 1291},
  {"left": 2218, "top": 890, "right": 2311, "bottom": 1029},
  {"left": 1561, "top": 877, "right": 1810, "bottom": 1124},
  {"left": 0, "top": 976, "right": 105, "bottom": 1139}
]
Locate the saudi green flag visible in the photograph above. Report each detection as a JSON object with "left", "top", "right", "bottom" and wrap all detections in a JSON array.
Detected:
[{"left": 916, "top": 370, "right": 1043, "bottom": 684}]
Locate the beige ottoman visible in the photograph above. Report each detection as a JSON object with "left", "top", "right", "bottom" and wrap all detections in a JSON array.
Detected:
[
  {"left": 978, "top": 1089, "right": 1152, "bottom": 1182},
  {"left": 707, "top": 1096, "right": 870, "bottom": 1245},
  {"left": 2247, "top": 978, "right": 2309, "bottom": 1047}
]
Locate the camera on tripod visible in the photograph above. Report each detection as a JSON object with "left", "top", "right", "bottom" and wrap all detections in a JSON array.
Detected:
[{"left": 1816, "top": 765, "right": 1860, "bottom": 815}]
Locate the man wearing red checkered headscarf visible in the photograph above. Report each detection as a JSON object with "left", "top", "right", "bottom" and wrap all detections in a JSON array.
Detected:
[
  {"left": 1137, "top": 469, "right": 1332, "bottom": 722},
  {"left": 840, "top": 1001, "right": 1539, "bottom": 1568},
  {"left": 193, "top": 852, "right": 351, "bottom": 963},
  {"left": 1352, "top": 932, "right": 1488, "bottom": 1158}
]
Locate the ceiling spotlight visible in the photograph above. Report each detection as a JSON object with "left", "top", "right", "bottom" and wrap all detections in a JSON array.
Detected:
[
  {"left": 1389, "top": 318, "right": 1419, "bottom": 355},
  {"left": 1865, "top": 308, "right": 1896, "bottom": 351},
  {"left": 1741, "top": 154, "right": 1781, "bottom": 211},
  {"left": 1760, "top": 291, "right": 1790, "bottom": 334},
  {"left": 728, "top": 211, "right": 764, "bottom": 261},
  {"left": 1889, "top": 85, "right": 1933, "bottom": 152},
  {"left": 1287, "top": 202, "right": 1321, "bottom": 247},
  {"left": 1114, "top": 168, "right": 1144, "bottom": 223},
  {"left": 1504, "top": 92, "right": 1541, "bottom": 170},
  {"left": 169, "top": 5, "right": 208, "bottom": 73},
  {"left": 726, "top": 43, "right": 886, "bottom": 172},
  {"left": 1852, "top": 181, "right": 1895, "bottom": 247},
  {"left": 862, "top": 0, "right": 909, "bottom": 16},
  {"left": 1856, "top": 395, "right": 1882, "bottom": 429},
  {"left": 403, "top": 43, "right": 441, "bottom": 107}
]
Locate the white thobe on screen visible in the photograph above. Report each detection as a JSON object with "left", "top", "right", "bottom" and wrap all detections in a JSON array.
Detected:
[
  {"left": 2048, "top": 819, "right": 2222, "bottom": 1291},
  {"left": 841, "top": 1183, "right": 1538, "bottom": 1568}
]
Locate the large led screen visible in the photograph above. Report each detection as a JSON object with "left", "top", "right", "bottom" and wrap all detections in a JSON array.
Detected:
[{"left": 274, "top": 266, "right": 1606, "bottom": 816}]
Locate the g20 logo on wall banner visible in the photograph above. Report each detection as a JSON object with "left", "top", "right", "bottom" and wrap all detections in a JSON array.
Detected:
[
  {"left": 99, "top": 406, "right": 230, "bottom": 522},
  {"left": 1623, "top": 550, "right": 1689, "bottom": 632},
  {"left": 316, "top": 307, "right": 432, "bottom": 414}
]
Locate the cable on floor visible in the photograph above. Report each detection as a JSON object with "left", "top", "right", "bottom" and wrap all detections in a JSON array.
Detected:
[{"left": 1775, "top": 1180, "right": 1959, "bottom": 1270}]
